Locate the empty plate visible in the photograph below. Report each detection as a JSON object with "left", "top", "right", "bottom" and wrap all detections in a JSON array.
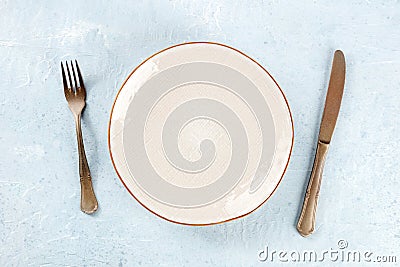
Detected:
[{"left": 109, "top": 42, "right": 293, "bottom": 225}]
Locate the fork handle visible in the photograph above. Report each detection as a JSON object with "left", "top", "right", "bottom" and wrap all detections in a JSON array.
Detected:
[
  {"left": 75, "top": 114, "right": 98, "bottom": 214},
  {"left": 297, "top": 141, "right": 329, "bottom": 237}
]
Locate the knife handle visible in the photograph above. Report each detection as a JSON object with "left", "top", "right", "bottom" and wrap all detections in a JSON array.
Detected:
[{"left": 297, "top": 141, "right": 329, "bottom": 237}]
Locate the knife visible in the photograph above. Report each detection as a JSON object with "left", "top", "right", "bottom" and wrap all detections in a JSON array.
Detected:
[{"left": 297, "top": 50, "right": 346, "bottom": 237}]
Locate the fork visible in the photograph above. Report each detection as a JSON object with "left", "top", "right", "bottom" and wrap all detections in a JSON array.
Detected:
[{"left": 61, "top": 60, "right": 98, "bottom": 214}]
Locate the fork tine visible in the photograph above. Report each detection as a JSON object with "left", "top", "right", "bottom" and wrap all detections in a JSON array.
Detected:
[
  {"left": 75, "top": 60, "right": 85, "bottom": 93},
  {"left": 71, "top": 60, "right": 79, "bottom": 90},
  {"left": 61, "top": 62, "right": 69, "bottom": 94},
  {"left": 66, "top": 61, "right": 74, "bottom": 92}
]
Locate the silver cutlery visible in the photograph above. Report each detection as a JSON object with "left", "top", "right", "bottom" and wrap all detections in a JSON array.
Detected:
[
  {"left": 297, "top": 50, "right": 346, "bottom": 236},
  {"left": 61, "top": 60, "right": 98, "bottom": 214}
]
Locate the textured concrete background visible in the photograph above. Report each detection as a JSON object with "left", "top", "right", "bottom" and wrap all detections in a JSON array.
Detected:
[{"left": 0, "top": 0, "right": 399, "bottom": 266}]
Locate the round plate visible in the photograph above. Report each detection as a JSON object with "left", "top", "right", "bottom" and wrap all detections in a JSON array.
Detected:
[{"left": 109, "top": 42, "right": 293, "bottom": 225}]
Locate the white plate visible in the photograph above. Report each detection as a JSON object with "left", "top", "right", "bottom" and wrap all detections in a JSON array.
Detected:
[{"left": 109, "top": 42, "right": 293, "bottom": 225}]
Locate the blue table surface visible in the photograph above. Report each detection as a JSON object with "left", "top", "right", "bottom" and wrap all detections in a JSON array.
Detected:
[{"left": 1, "top": 1, "right": 399, "bottom": 266}]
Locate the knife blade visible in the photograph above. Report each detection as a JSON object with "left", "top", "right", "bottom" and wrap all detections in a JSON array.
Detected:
[
  {"left": 297, "top": 50, "right": 346, "bottom": 237},
  {"left": 319, "top": 50, "right": 346, "bottom": 144}
]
